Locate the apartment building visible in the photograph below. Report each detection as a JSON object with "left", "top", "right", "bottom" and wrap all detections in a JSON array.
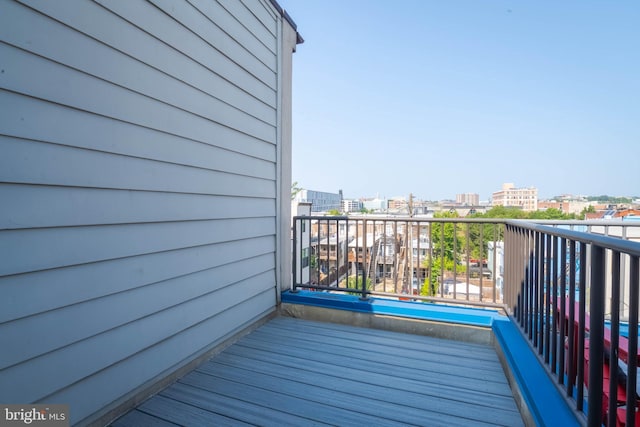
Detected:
[
  {"left": 456, "top": 193, "right": 480, "bottom": 206},
  {"left": 492, "top": 183, "right": 538, "bottom": 211},
  {"left": 294, "top": 189, "right": 342, "bottom": 212},
  {"left": 342, "top": 198, "right": 363, "bottom": 213},
  {"left": 537, "top": 200, "right": 593, "bottom": 215}
]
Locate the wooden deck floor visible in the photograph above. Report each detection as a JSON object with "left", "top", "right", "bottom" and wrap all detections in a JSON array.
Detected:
[{"left": 111, "top": 317, "right": 524, "bottom": 427}]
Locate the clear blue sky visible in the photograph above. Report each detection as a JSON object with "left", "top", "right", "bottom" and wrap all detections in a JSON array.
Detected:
[{"left": 278, "top": 0, "right": 639, "bottom": 201}]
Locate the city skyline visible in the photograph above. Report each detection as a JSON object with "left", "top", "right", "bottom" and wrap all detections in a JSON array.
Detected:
[
  {"left": 279, "top": 0, "right": 640, "bottom": 201},
  {"left": 298, "top": 187, "right": 639, "bottom": 205}
]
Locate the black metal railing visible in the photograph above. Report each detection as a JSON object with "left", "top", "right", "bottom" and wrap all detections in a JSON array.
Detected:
[
  {"left": 504, "top": 221, "right": 640, "bottom": 427},
  {"left": 292, "top": 215, "right": 506, "bottom": 307}
]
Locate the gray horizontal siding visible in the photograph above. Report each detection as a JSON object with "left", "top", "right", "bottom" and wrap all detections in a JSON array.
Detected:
[
  {"left": 0, "top": 236, "right": 276, "bottom": 324},
  {"left": 0, "top": 255, "right": 275, "bottom": 370},
  {"left": 0, "top": 137, "right": 275, "bottom": 197},
  {"left": 0, "top": 0, "right": 286, "bottom": 424},
  {"left": 2, "top": 3, "right": 276, "bottom": 138},
  {"left": 14, "top": 0, "right": 277, "bottom": 109},
  {"left": 148, "top": 0, "right": 277, "bottom": 85},
  {"left": 0, "top": 90, "right": 276, "bottom": 165},
  {"left": 1, "top": 216, "right": 275, "bottom": 277},
  {"left": 0, "top": 185, "right": 275, "bottom": 230},
  {"left": 188, "top": 0, "right": 277, "bottom": 59},
  {"left": 0, "top": 43, "right": 275, "bottom": 145},
  {"left": 218, "top": 0, "right": 277, "bottom": 50},
  {"left": 1, "top": 277, "right": 276, "bottom": 403},
  {"left": 239, "top": 0, "right": 278, "bottom": 38},
  {"left": 51, "top": 293, "right": 275, "bottom": 424}
]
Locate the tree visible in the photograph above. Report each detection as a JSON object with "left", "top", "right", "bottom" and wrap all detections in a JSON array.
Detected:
[
  {"left": 291, "top": 181, "right": 302, "bottom": 200},
  {"left": 579, "top": 205, "right": 596, "bottom": 218},
  {"left": 422, "top": 211, "right": 466, "bottom": 289},
  {"left": 466, "top": 205, "right": 578, "bottom": 260},
  {"left": 327, "top": 209, "right": 341, "bottom": 216},
  {"left": 529, "top": 208, "right": 578, "bottom": 220},
  {"left": 586, "top": 195, "right": 632, "bottom": 204}
]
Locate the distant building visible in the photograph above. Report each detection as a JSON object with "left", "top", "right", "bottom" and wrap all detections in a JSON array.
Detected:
[
  {"left": 537, "top": 200, "right": 594, "bottom": 215},
  {"left": 387, "top": 197, "right": 408, "bottom": 212},
  {"left": 362, "top": 197, "right": 387, "bottom": 212},
  {"left": 343, "top": 199, "right": 363, "bottom": 213},
  {"left": 294, "top": 189, "right": 343, "bottom": 213},
  {"left": 456, "top": 193, "right": 479, "bottom": 206},
  {"left": 492, "top": 183, "right": 538, "bottom": 212},
  {"left": 292, "top": 202, "right": 312, "bottom": 285}
]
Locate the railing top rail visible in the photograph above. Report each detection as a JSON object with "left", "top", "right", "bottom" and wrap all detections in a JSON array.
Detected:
[
  {"left": 522, "top": 219, "right": 640, "bottom": 226},
  {"left": 294, "top": 216, "right": 640, "bottom": 226},
  {"left": 293, "top": 215, "right": 504, "bottom": 223},
  {"left": 505, "top": 220, "right": 640, "bottom": 256}
]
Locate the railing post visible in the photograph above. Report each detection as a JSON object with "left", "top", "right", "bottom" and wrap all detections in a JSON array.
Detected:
[
  {"left": 544, "top": 233, "right": 552, "bottom": 364},
  {"left": 567, "top": 240, "right": 576, "bottom": 395},
  {"left": 607, "top": 251, "right": 620, "bottom": 427},
  {"left": 587, "top": 245, "right": 605, "bottom": 427},
  {"left": 576, "top": 242, "right": 587, "bottom": 410},
  {"left": 537, "top": 231, "right": 545, "bottom": 355},
  {"left": 626, "top": 256, "right": 639, "bottom": 427},
  {"left": 361, "top": 218, "right": 368, "bottom": 300},
  {"left": 531, "top": 231, "right": 542, "bottom": 353},
  {"left": 551, "top": 235, "right": 559, "bottom": 374},
  {"left": 558, "top": 238, "right": 567, "bottom": 386},
  {"left": 292, "top": 216, "right": 298, "bottom": 293}
]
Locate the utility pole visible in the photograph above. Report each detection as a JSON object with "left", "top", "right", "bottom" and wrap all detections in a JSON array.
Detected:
[{"left": 408, "top": 193, "right": 414, "bottom": 218}]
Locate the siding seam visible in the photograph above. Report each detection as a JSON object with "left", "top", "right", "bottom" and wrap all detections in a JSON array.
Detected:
[
  {"left": 0, "top": 230, "right": 276, "bottom": 278},
  {"left": 201, "top": 0, "right": 277, "bottom": 55},
  {"left": 94, "top": 0, "right": 276, "bottom": 92},
  {"left": 32, "top": 290, "right": 276, "bottom": 403},
  {"left": 1, "top": 133, "right": 276, "bottom": 182},
  {"left": 15, "top": 0, "right": 277, "bottom": 112},
  {"left": 0, "top": 41, "right": 276, "bottom": 144},
  {"left": 0, "top": 182, "right": 276, "bottom": 202},
  {"left": 0, "top": 91, "right": 275, "bottom": 163},
  {"left": 0, "top": 269, "right": 276, "bottom": 371}
]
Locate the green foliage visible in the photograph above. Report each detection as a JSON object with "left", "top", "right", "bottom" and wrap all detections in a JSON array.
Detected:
[
  {"left": 421, "top": 259, "right": 442, "bottom": 296},
  {"left": 341, "top": 275, "right": 371, "bottom": 296},
  {"left": 421, "top": 277, "right": 437, "bottom": 297},
  {"left": 586, "top": 195, "right": 632, "bottom": 204},
  {"left": 422, "top": 213, "right": 468, "bottom": 291},
  {"left": 529, "top": 208, "right": 578, "bottom": 220},
  {"left": 472, "top": 206, "right": 577, "bottom": 220},
  {"left": 291, "top": 181, "right": 302, "bottom": 200},
  {"left": 327, "top": 209, "right": 341, "bottom": 216},
  {"left": 579, "top": 205, "right": 596, "bottom": 218},
  {"left": 472, "top": 206, "right": 528, "bottom": 219},
  {"left": 429, "top": 211, "right": 465, "bottom": 263}
]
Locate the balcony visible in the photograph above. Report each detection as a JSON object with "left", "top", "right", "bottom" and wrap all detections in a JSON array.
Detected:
[
  {"left": 112, "top": 315, "right": 524, "bottom": 426},
  {"left": 110, "top": 216, "right": 640, "bottom": 427}
]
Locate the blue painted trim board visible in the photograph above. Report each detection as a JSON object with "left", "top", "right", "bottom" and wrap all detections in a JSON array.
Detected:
[
  {"left": 282, "top": 290, "right": 501, "bottom": 327},
  {"left": 492, "top": 319, "right": 581, "bottom": 427}
]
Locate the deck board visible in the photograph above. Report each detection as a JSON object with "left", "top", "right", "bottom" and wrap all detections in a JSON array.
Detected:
[
  {"left": 244, "top": 326, "right": 506, "bottom": 379},
  {"left": 112, "top": 316, "right": 524, "bottom": 427}
]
